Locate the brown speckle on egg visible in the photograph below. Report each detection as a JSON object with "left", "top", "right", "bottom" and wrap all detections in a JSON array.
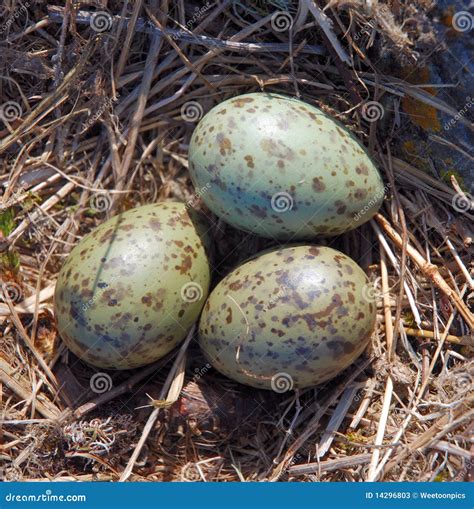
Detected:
[
  {"left": 198, "top": 245, "right": 376, "bottom": 390},
  {"left": 54, "top": 203, "right": 211, "bottom": 370},
  {"left": 188, "top": 93, "right": 385, "bottom": 239}
]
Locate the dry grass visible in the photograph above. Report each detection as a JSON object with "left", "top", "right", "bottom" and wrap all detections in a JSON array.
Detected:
[{"left": 0, "top": 1, "right": 473, "bottom": 482}]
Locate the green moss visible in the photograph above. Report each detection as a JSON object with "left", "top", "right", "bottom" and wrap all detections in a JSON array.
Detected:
[
  {"left": 21, "top": 191, "right": 42, "bottom": 213},
  {"left": 0, "top": 250, "right": 20, "bottom": 278},
  {"left": 402, "top": 312, "right": 417, "bottom": 328},
  {"left": 0, "top": 208, "right": 16, "bottom": 237},
  {"left": 0, "top": 209, "right": 23, "bottom": 277},
  {"left": 440, "top": 169, "right": 467, "bottom": 191},
  {"left": 433, "top": 470, "right": 450, "bottom": 482},
  {"left": 83, "top": 208, "right": 101, "bottom": 217},
  {"left": 337, "top": 431, "right": 370, "bottom": 454}
]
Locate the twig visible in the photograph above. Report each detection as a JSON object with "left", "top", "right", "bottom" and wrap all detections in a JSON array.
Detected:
[
  {"left": 375, "top": 213, "right": 474, "bottom": 328},
  {"left": 70, "top": 359, "right": 169, "bottom": 420},
  {"left": 119, "top": 325, "right": 196, "bottom": 482},
  {"left": 430, "top": 440, "right": 472, "bottom": 460},
  {"left": 112, "top": 23, "right": 163, "bottom": 206},
  {"left": 366, "top": 240, "right": 395, "bottom": 481},
  {"left": 47, "top": 7, "right": 325, "bottom": 55},
  {"left": 445, "top": 238, "right": 474, "bottom": 290},
  {"left": 349, "top": 378, "right": 376, "bottom": 429},
  {"left": 305, "top": 0, "right": 360, "bottom": 105},
  {"left": 7, "top": 182, "right": 76, "bottom": 247},
  {"left": 0, "top": 283, "right": 54, "bottom": 317},
  {"left": 115, "top": 0, "right": 143, "bottom": 82},
  {"left": 372, "top": 288, "right": 467, "bottom": 479},
  {"left": 372, "top": 221, "right": 421, "bottom": 326},
  {"left": 400, "top": 326, "right": 472, "bottom": 346},
  {"left": 366, "top": 376, "right": 393, "bottom": 481},
  {"left": 0, "top": 360, "right": 59, "bottom": 420},
  {"left": 304, "top": 0, "right": 350, "bottom": 64},
  {"left": 289, "top": 453, "right": 372, "bottom": 476},
  {"left": 385, "top": 401, "right": 473, "bottom": 473},
  {"left": 317, "top": 383, "right": 363, "bottom": 458},
  {"left": 270, "top": 356, "right": 374, "bottom": 480},
  {"left": 1, "top": 290, "right": 58, "bottom": 391}
]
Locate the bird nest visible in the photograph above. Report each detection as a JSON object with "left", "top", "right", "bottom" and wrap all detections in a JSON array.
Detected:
[{"left": 0, "top": 1, "right": 472, "bottom": 483}]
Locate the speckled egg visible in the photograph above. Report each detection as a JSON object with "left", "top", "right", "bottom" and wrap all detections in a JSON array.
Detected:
[
  {"left": 188, "top": 93, "right": 384, "bottom": 238},
  {"left": 198, "top": 245, "right": 375, "bottom": 390},
  {"left": 54, "top": 202, "right": 211, "bottom": 370}
]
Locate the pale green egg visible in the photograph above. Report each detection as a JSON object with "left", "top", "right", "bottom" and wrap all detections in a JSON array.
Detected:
[
  {"left": 54, "top": 202, "right": 211, "bottom": 369},
  {"left": 188, "top": 93, "right": 384, "bottom": 238},
  {"left": 198, "top": 245, "right": 375, "bottom": 390}
]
